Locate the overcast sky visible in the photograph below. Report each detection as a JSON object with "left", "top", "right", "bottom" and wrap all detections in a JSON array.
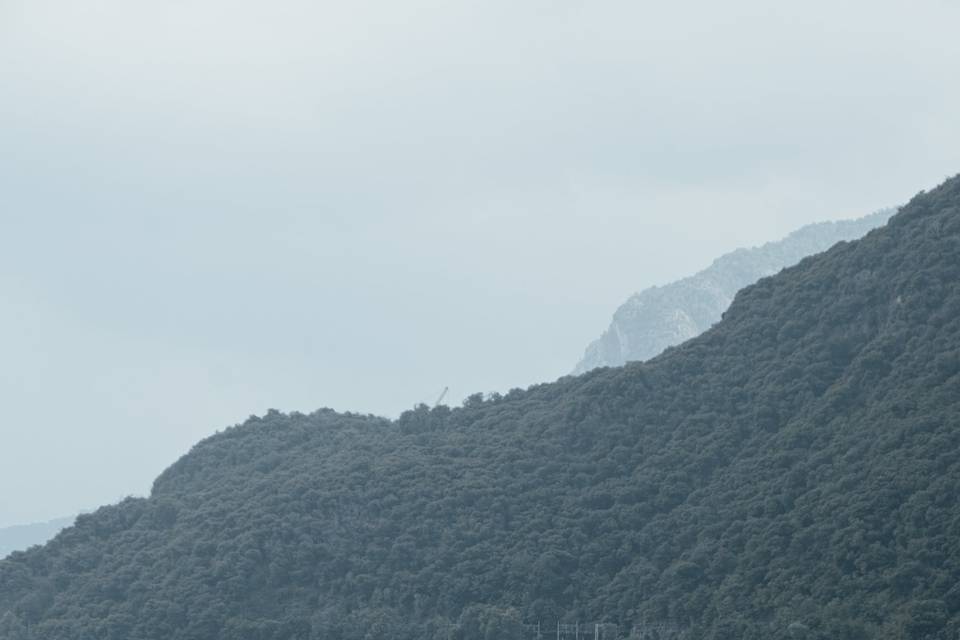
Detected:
[{"left": 1, "top": 0, "right": 959, "bottom": 527}]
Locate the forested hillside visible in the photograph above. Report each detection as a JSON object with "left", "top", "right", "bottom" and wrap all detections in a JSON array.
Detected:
[
  {"left": 1, "top": 177, "right": 959, "bottom": 640},
  {"left": 574, "top": 210, "right": 892, "bottom": 373}
]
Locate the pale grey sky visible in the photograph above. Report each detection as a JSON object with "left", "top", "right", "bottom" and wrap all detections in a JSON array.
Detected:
[{"left": 1, "top": 0, "right": 959, "bottom": 527}]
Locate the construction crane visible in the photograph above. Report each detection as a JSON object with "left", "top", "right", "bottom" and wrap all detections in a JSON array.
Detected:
[{"left": 433, "top": 386, "right": 449, "bottom": 408}]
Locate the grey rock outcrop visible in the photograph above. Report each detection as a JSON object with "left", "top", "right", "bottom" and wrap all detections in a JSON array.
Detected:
[{"left": 573, "top": 209, "right": 895, "bottom": 374}]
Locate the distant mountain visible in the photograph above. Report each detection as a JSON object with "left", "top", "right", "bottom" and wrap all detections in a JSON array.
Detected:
[
  {"left": 2, "top": 176, "right": 960, "bottom": 640},
  {"left": 0, "top": 517, "right": 75, "bottom": 559},
  {"left": 573, "top": 209, "right": 894, "bottom": 374}
]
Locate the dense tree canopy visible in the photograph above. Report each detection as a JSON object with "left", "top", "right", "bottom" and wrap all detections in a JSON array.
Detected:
[{"left": 2, "top": 176, "right": 960, "bottom": 639}]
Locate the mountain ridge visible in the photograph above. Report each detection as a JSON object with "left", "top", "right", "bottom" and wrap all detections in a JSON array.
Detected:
[
  {"left": 1, "top": 176, "right": 959, "bottom": 640},
  {"left": 0, "top": 517, "right": 75, "bottom": 561},
  {"left": 574, "top": 209, "right": 894, "bottom": 374}
]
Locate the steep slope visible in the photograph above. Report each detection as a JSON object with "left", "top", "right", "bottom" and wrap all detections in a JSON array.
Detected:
[
  {"left": 0, "top": 518, "right": 75, "bottom": 560},
  {"left": 574, "top": 210, "right": 893, "bottom": 374},
  {"left": 1, "top": 177, "right": 959, "bottom": 640}
]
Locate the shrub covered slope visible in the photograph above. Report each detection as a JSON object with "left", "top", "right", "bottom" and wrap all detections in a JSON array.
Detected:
[{"left": 2, "top": 177, "right": 960, "bottom": 640}]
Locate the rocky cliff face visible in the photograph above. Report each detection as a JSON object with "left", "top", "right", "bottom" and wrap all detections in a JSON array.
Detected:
[{"left": 573, "top": 209, "right": 894, "bottom": 374}]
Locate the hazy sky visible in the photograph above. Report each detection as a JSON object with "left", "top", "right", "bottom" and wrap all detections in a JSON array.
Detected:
[{"left": 2, "top": 0, "right": 959, "bottom": 527}]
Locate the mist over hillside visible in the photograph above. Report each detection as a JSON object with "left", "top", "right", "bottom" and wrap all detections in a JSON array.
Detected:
[
  {"left": 5, "top": 0, "right": 960, "bottom": 533},
  {"left": 574, "top": 209, "right": 894, "bottom": 373},
  {"left": 1, "top": 176, "right": 958, "bottom": 639},
  {"left": 0, "top": 517, "right": 75, "bottom": 560}
]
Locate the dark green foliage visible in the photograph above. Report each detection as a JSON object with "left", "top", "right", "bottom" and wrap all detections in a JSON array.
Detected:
[{"left": 2, "top": 176, "right": 960, "bottom": 639}]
